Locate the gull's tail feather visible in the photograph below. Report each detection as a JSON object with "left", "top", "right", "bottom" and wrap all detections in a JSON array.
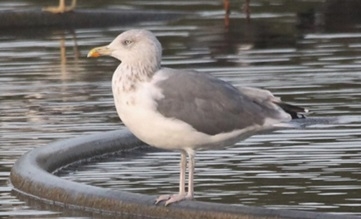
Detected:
[
  {"left": 274, "top": 102, "right": 309, "bottom": 119},
  {"left": 235, "top": 86, "right": 308, "bottom": 120}
]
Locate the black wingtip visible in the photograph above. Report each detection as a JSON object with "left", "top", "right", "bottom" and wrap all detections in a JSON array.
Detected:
[{"left": 275, "top": 102, "right": 308, "bottom": 119}]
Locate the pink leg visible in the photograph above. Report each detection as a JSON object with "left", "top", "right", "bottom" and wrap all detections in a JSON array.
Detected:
[
  {"left": 43, "top": 0, "right": 76, "bottom": 13},
  {"left": 155, "top": 151, "right": 187, "bottom": 205},
  {"left": 186, "top": 151, "right": 195, "bottom": 199}
]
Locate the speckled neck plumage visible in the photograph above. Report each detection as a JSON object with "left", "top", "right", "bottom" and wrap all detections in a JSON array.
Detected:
[{"left": 114, "top": 63, "right": 156, "bottom": 93}]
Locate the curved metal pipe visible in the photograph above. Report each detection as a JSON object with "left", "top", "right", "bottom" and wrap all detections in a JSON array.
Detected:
[{"left": 10, "top": 129, "right": 359, "bottom": 219}]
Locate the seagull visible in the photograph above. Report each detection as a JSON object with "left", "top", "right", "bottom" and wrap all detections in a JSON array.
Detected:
[
  {"left": 87, "top": 29, "right": 307, "bottom": 206},
  {"left": 43, "top": 0, "right": 77, "bottom": 13}
]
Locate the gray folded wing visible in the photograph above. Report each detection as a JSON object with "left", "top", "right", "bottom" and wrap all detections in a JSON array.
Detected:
[{"left": 155, "top": 69, "right": 291, "bottom": 135}]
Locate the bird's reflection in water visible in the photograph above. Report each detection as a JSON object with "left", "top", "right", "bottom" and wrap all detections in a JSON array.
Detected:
[
  {"left": 58, "top": 30, "right": 80, "bottom": 78},
  {"left": 223, "top": 0, "right": 251, "bottom": 28}
]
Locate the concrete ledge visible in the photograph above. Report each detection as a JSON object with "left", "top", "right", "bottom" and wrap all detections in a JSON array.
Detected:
[
  {"left": 9, "top": 129, "right": 360, "bottom": 219},
  {"left": 0, "top": 9, "right": 186, "bottom": 29}
]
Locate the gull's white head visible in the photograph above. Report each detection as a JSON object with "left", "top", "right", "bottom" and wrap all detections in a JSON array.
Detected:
[{"left": 88, "top": 29, "right": 162, "bottom": 74}]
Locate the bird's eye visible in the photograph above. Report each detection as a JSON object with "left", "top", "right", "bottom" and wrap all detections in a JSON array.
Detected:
[{"left": 123, "top": 40, "right": 132, "bottom": 46}]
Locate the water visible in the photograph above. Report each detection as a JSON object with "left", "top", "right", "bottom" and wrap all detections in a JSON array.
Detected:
[{"left": 1, "top": 0, "right": 361, "bottom": 217}]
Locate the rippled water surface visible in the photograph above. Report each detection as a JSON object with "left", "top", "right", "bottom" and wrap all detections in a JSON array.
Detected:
[{"left": 1, "top": 0, "right": 361, "bottom": 217}]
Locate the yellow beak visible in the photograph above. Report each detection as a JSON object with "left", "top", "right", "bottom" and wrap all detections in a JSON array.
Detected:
[{"left": 87, "top": 46, "right": 112, "bottom": 58}]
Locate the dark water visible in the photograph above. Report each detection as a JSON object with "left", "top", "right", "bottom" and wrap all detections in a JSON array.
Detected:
[{"left": 1, "top": 0, "right": 361, "bottom": 217}]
